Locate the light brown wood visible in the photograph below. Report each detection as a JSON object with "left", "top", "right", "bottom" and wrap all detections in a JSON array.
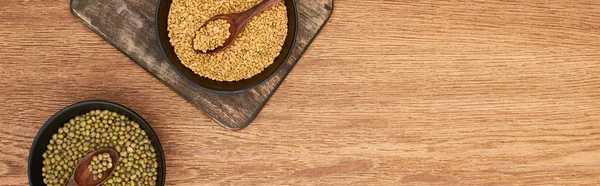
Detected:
[{"left": 1, "top": 0, "right": 600, "bottom": 185}]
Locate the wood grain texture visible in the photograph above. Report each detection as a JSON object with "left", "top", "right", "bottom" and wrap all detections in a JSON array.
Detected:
[
  {"left": 2, "top": 0, "right": 600, "bottom": 185},
  {"left": 69, "top": 0, "right": 333, "bottom": 130}
]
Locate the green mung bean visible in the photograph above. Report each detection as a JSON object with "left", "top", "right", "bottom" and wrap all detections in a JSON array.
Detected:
[{"left": 41, "top": 110, "right": 158, "bottom": 185}]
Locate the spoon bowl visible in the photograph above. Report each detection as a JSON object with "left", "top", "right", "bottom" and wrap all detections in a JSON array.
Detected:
[
  {"left": 192, "top": 15, "right": 238, "bottom": 54},
  {"left": 67, "top": 148, "right": 119, "bottom": 186}
]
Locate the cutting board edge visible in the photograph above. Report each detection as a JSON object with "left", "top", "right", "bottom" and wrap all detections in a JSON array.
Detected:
[{"left": 69, "top": 0, "right": 335, "bottom": 130}]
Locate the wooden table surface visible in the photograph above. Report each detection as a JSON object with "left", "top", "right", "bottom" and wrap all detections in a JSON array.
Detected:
[{"left": 2, "top": 0, "right": 600, "bottom": 185}]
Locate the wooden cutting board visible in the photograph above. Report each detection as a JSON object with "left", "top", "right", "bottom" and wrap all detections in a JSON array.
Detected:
[{"left": 70, "top": 0, "right": 333, "bottom": 129}]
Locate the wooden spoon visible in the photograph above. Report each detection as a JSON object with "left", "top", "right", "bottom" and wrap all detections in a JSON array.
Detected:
[
  {"left": 193, "top": 0, "right": 282, "bottom": 54},
  {"left": 66, "top": 148, "right": 119, "bottom": 186}
]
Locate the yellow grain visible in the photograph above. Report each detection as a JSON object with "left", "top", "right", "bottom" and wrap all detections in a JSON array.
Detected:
[{"left": 167, "top": 0, "right": 288, "bottom": 81}]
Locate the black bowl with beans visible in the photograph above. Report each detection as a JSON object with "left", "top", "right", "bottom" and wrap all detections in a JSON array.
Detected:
[
  {"left": 156, "top": 0, "right": 298, "bottom": 92},
  {"left": 28, "top": 101, "right": 166, "bottom": 185}
]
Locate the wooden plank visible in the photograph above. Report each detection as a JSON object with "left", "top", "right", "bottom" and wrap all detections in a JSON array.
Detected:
[{"left": 70, "top": 0, "right": 334, "bottom": 129}]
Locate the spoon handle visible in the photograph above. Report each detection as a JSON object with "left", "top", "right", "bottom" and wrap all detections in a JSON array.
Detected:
[{"left": 236, "top": 0, "right": 281, "bottom": 26}]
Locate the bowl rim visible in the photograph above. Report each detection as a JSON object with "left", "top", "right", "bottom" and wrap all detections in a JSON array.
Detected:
[
  {"left": 27, "top": 100, "right": 166, "bottom": 185},
  {"left": 155, "top": 0, "right": 299, "bottom": 93}
]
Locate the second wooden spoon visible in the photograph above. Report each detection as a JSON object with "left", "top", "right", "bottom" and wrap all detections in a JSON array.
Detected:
[{"left": 66, "top": 148, "right": 119, "bottom": 186}]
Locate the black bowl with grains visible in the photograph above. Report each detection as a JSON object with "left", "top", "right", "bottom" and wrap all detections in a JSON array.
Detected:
[
  {"left": 156, "top": 0, "right": 298, "bottom": 92},
  {"left": 28, "top": 101, "right": 166, "bottom": 186}
]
